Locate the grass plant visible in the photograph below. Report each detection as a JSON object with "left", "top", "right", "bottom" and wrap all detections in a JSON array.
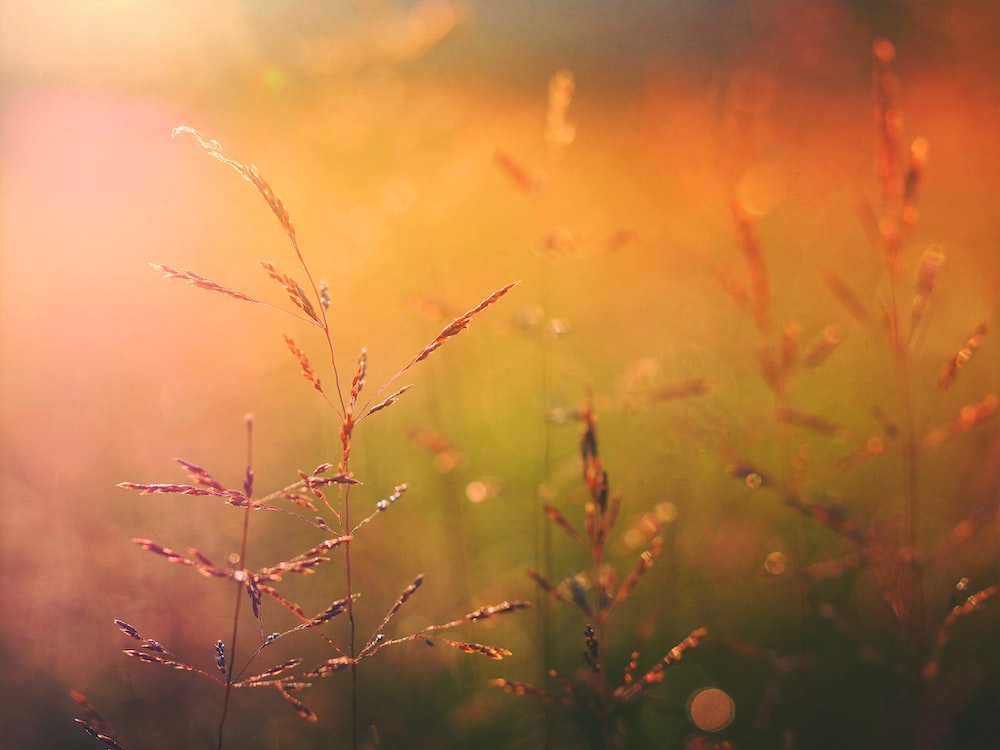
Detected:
[
  {"left": 66, "top": 36, "right": 998, "bottom": 750},
  {"left": 702, "top": 39, "right": 998, "bottom": 749},
  {"left": 493, "top": 400, "right": 707, "bottom": 750},
  {"left": 73, "top": 127, "right": 525, "bottom": 750}
]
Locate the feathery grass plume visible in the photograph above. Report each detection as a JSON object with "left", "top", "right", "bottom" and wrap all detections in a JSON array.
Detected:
[
  {"left": 493, "top": 149, "right": 545, "bottom": 192},
  {"left": 822, "top": 270, "right": 871, "bottom": 324}
]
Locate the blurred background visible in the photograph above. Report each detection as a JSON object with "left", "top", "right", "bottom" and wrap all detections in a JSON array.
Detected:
[{"left": 2, "top": 1, "right": 999, "bottom": 748}]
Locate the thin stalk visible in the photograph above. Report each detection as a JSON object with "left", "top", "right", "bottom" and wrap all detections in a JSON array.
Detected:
[
  {"left": 537, "top": 258, "right": 555, "bottom": 750},
  {"left": 342, "top": 480, "right": 358, "bottom": 750},
  {"left": 217, "top": 419, "right": 254, "bottom": 750},
  {"left": 893, "top": 310, "right": 926, "bottom": 667}
]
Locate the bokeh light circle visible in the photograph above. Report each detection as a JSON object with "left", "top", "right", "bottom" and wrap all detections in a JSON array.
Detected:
[{"left": 687, "top": 687, "right": 735, "bottom": 732}]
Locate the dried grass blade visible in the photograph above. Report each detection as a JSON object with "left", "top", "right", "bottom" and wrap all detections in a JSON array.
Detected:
[
  {"left": 525, "top": 568, "right": 571, "bottom": 606},
  {"left": 175, "top": 459, "right": 225, "bottom": 491},
  {"left": 649, "top": 378, "right": 710, "bottom": 402},
  {"left": 803, "top": 324, "right": 846, "bottom": 368},
  {"left": 74, "top": 719, "right": 127, "bottom": 750},
  {"left": 283, "top": 335, "right": 323, "bottom": 392},
  {"left": 620, "top": 627, "right": 707, "bottom": 700},
  {"left": 363, "top": 385, "right": 413, "bottom": 419},
  {"left": 118, "top": 482, "right": 246, "bottom": 502},
  {"left": 299, "top": 535, "right": 353, "bottom": 557},
  {"left": 364, "top": 282, "right": 518, "bottom": 411},
  {"left": 246, "top": 576, "right": 263, "bottom": 620},
  {"left": 113, "top": 619, "right": 145, "bottom": 643},
  {"left": 71, "top": 691, "right": 128, "bottom": 750},
  {"left": 415, "top": 281, "right": 519, "bottom": 363},
  {"left": 257, "top": 583, "right": 306, "bottom": 619},
  {"left": 260, "top": 261, "right": 320, "bottom": 323},
  {"left": 349, "top": 348, "right": 368, "bottom": 410},
  {"left": 543, "top": 503, "right": 586, "bottom": 547},
  {"left": 715, "top": 264, "right": 750, "bottom": 311},
  {"left": 280, "top": 492, "right": 317, "bottom": 512},
  {"left": 113, "top": 620, "right": 167, "bottom": 654},
  {"left": 614, "top": 537, "right": 663, "bottom": 605},
  {"left": 305, "top": 655, "right": 355, "bottom": 678},
  {"left": 490, "top": 678, "right": 570, "bottom": 705},
  {"left": 801, "top": 551, "right": 864, "bottom": 582},
  {"left": 924, "top": 393, "right": 1000, "bottom": 447},
  {"left": 275, "top": 684, "right": 318, "bottom": 722},
  {"left": 374, "top": 575, "right": 424, "bottom": 634},
  {"left": 150, "top": 264, "right": 266, "bottom": 305},
  {"left": 909, "top": 245, "right": 946, "bottom": 342},
  {"left": 435, "top": 637, "right": 512, "bottom": 660},
  {"left": 785, "top": 497, "right": 863, "bottom": 541},
  {"left": 423, "top": 600, "right": 531, "bottom": 633},
  {"left": 256, "top": 554, "right": 331, "bottom": 581},
  {"left": 834, "top": 436, "right": 886, "bottom": 472},
  {"left": 938, "top": 322, "right": 988, "bottom": 389},
  {"left": 132, "top": 538, "right": 227, "bottom": 577},
  {"left": 924, "top": 584, "right": 997, "bottom": 680},
  {"left": 494, "top": 150, "right": 545, "bottom": 192},
  {"left": 241, "top": 658, "right": 304, "bottom": 684},
  {"left": 306, "top": 594, "right": 360, "bottom": 627},
  {"left": 172, "top": 127, "right": 297, "bottom": 247},
  {"left": 823, "top": 270, "right": 870, "bottom": 324},
  {"left": 777, "top": 407, "right": 847, "bottom": 438},
  {"left": 730, "top": 201, "right": 770, "bottom": 334},
  {"left": 123, "top": 649, "right": 212, "bottom": 679}
]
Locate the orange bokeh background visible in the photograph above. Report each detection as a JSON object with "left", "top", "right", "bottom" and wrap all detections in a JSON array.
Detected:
[{"left": 2, "top": 2, "right": 999, "bottom": 748}]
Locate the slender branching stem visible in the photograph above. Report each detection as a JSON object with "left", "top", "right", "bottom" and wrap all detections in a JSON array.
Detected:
[
  {"left": 341, "top": 479, "right": 359, "bottom": 750},
  {"left": 217, "top": 420, "right": 254, "bottom": 750},
  {"left": 892, "top": 294, "right": 926, "bottom": 667}
]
